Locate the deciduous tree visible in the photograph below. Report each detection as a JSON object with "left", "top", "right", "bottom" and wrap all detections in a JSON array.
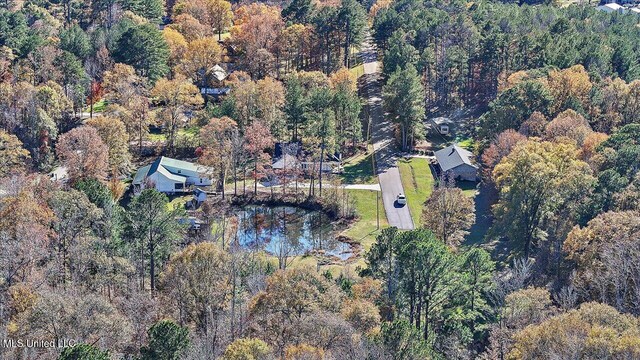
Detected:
[
  {"left": 55, "top": 126, "right": 109, "bottom": 182},
  {"left": 222, "top": 338, "right": 272, "bottom": 360},
  {"left": 491, "top": 140, "right": 594, "bottom": 258},
  {"left": 421, "top": 181, "right": 475, "bottom": 249},
  {"left": 244, "top": 120, "right": 274, "bottom": 194},
  {"left": 86, "top": 116, "right": 131, "bottom": 176},
  {"left": 0, "top": 129, "right": 30, "bottom": 177},
  {"left": 162, "top": 243, "right": 231, "bottom": 352},
  {"left": 151, "top": 75, "right": 203, "bottom": 153},
  {"left": 481, "top": 129, "right": 527, "bottom": 182},
  {"left": 199, "top": 116, "right": 237, "bottom": 197},
  {"left": 179, "top": 37, "right": 222, "bottom": 90}
]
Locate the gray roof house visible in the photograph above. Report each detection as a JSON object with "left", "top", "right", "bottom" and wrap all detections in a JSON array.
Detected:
[
  {"left": 434, "top": 144, "right": 478, "bottom": 181},
  {"left": 132, "top": 156, "right": 212, "bottom": 194}
]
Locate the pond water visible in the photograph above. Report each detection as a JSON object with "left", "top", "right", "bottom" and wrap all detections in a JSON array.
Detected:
[{"left": 234, "top": 206, "right": 354, "bottom": 260}]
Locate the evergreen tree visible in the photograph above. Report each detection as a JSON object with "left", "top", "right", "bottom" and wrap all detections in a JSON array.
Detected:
[
  {"left": 127, "top": 189, "right": 185, "bottom": 292},
  {"left": 58, "top": 344, "right": 109, "bottom": 360},
  {"left": 140, "top": 320, "right": 190, "bottom": 360},
  {"left": 284, "top": 75, "right": 306, "bottom": 141},
  {"left": 383, "top": 64, "right": 425, "bottom": 151},
  {"left": 59, "top": 24, "right": 91, "bottom": 60},
  {"left": 112, "top": 22, "right": 169, "bottom": 81},
  {"left": 282, "top": 0, "right": 315, "bottom": 24}
]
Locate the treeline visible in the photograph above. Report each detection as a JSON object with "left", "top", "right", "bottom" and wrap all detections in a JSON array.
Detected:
[{"left": 374, "top": 0, "right": 640, "bottom": 110}]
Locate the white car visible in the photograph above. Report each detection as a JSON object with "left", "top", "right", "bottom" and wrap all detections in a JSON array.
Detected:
[{"left": 396, "top": 193, "right": 407, "bottom": 206}]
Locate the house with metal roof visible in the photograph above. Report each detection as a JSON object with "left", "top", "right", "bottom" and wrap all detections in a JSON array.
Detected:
[
  {"left": 434, "top": 144, "right": 478, "bottom": 181},
  {"left": 597, "top": 3, "right": 626, "bottom": 13},
  {"left": 132, "top": 156, "right": 212, "bottom": 194}
]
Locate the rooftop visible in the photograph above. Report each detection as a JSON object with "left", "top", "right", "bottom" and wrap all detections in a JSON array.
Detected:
[
  {"left": 434, "top": 144, "right": 477, "bottom": 172},
  {"left": 133, "top": 156, "right": 199, "bottom": 184}
]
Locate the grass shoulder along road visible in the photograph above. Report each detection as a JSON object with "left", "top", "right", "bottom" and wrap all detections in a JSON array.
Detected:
[
  {"left": 341, "top": 189, "right": 387, "bottom": 251},
  {"left": 398, "top": 157, "right": 435, "bottom": 227},
  {"left": 339, "top": 150, "right": 377, "bottom": 185}
]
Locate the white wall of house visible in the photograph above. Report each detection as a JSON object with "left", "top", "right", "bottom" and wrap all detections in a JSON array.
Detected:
[
  {"left": 187, "top": 176, "right": 212, "bottom": 186},
  {"left": 148, "top": 172, "right": 186, "bottom": 193}
]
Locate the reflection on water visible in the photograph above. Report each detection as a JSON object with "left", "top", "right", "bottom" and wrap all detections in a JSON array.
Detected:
[{"left": 234, "top": 206, "right": 353, "bottom": 260}]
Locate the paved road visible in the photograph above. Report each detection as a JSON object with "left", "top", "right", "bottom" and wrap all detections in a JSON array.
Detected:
[{"left": 360, "top": 36, "right": 414, "bottom": 230}]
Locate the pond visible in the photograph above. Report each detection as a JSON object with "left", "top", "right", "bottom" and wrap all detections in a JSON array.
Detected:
[{"left": 234, "top": 206, "right": 354, "bottom": 260}]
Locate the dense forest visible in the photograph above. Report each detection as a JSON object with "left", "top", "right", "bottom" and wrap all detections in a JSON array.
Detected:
[{"left": 2, "top": 0, "right": 640, "bottom": 358}]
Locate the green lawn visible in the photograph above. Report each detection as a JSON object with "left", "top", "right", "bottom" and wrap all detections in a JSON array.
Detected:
[
  {"left": 398, "top": 157, "right": 435, "bottom": 226},
  {"left": 340, "top": 151, "right": 377, "bottom": 184},
  {"left": 456, "top": 138, "right": 476, "bottom": 150},
  {"left": 349, "top": 64, "right": 365, "bottom": 79},
  {"left": 341, "top": 189, "right": 388, "bottom": 272},
  {"left": 167, "top": 195, "right": 191, "bottom": 210},
  {"left": 148, "top": 133, "right": 167, "bottom": 142},
  {"left": 147, "top": 127, "right": 200, "bottom": 143},
  {"left": 457, "top": 180, "right": 478, "bottom": 198},
  {"left": 83, "top": 99, "right": 107, "bottom": 113},
  {"left": 342, "top": 189, "right": 387, "bottom": 250}
]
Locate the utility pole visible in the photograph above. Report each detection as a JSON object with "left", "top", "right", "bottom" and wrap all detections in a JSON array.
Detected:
[{"left": 376, "top": 190, "right": 380, "bottom": 229}]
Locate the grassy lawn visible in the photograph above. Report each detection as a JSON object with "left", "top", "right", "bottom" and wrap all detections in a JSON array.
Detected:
[
  {"left": 180, "top": 126, "right": 200, "bottom": 138},
  {"left": 341, "top": 189, "right": 388, "bottom": 273},
  {"left": 218, "top": 32, "right": 231, "bottom": 40},
  {"left": 398, "top": 157, "right": 434, "bottom": 226},
  {"left": 167, "top": 195, "right": 191, "bottom": 210},
  {"left": 340, "top": 150, "right": 377, "bottom": 184},
  {"left": 349, "top": 64, "right": 365, "bottom": 79},
  {"left": 342, "top": 189, "right": 387, "bottom": 250},
  {"left": 456, "top": 138, "right": 476, "bottom": 150},
  {"left": 147, "top": 127, "right": 200, "bottom": 143},
  {"left": 148, "top": 133, "right": 167, "bottom": 142},
  {"left": 83, "top": 99, "right": 107, "bottom": 113},
  {"left": 457, "top": 180, "right": 479, "bottom": 198}
]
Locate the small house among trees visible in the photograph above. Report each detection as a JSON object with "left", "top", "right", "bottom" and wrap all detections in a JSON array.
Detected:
[
  {"left": 133, "top": 156, "right": 212, "bottom": 194},
  {"left": 434, "top": 144, "right": 479, "bottom": 181},
  {"left": 430, "top": 117, "right": 453, "bottom": 135}
]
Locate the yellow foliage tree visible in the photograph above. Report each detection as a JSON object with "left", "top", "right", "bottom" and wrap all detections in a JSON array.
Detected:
[
  {"left": 509, "top": 302, "right": 640, "bottom": 360},
  {"left": 179, "top": 37, "right": 223, "bottom": 89}
]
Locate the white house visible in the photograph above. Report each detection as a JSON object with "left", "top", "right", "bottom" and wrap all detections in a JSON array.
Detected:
[
  {"left": 597, "top": 3, "right": 626, "bottom": 13},
  {"left": 132, "top": 156, "right": 212, "bottom": 194},
  {"left": 434, "top": 144, "right": 478, "bottom": 182}
]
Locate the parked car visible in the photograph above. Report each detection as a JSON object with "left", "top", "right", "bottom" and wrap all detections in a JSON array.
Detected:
[{"left": 396, "top": 193, "right": 407, "bottom": 205}]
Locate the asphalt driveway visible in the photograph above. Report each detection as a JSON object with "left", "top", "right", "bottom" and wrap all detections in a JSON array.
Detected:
[{"left": 360, "top": 37, "right": 414, "bottom": 230}]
